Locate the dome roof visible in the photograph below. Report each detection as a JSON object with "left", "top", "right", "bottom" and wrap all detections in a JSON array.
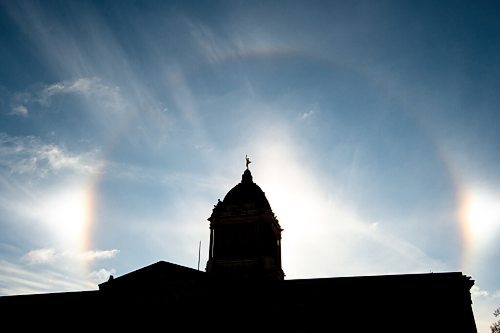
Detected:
[
  {"left": 211, "top": 169, "right": 272, "bottom": 218},
  {"left": 223, "top": 170, "right": 271, "bottom": 210}
]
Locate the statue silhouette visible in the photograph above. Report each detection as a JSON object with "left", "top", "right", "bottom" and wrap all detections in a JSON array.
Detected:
[{"left": 246, "top": 155, "right": 251, "bottom": 169}]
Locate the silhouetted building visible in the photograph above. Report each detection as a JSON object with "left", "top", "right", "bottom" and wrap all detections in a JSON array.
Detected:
[
  {"left": 206, "top": 168, "right": 284, "bottom": 280},
  {"left": 0, "top": 165, "right": 477, "bottom": 332}
]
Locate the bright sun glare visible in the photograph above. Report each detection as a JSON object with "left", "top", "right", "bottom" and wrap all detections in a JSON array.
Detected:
[
  {"left": 462, "top": 189, "right": 500, "bottom": 246},
  {"left": 41, "top": 185, "right": 92, "bottom": 250}
]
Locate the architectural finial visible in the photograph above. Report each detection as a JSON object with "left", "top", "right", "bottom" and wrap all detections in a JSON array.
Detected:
[{"left": 246, "top": 154, "right": 251, "bottom": 169}]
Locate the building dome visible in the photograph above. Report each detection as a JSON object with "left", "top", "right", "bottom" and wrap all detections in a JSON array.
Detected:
[
  {"left": 206, "top": 164, "right": 284, "bottom": 280},
  {"left": 221, "top": 169, "right": 272, "bottom": 212}
]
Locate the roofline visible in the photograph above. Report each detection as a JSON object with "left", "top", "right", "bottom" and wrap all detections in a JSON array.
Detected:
[{"left": 286, "top": 271, "right": 473, "bottom": 284}]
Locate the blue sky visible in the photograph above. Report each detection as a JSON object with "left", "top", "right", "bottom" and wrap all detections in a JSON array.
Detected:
[{"left": 1, "top": 0, "right": 499, "bottom": 330}]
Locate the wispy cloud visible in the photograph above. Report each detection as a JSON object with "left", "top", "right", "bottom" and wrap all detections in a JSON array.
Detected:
[
  {"left": 44, "top": 78, "right": 97, "bottom": 97},
  {"left": 298, "top": 109, "right": 314, "bottom": 121},
  {"left": 39, "top": 77, "right": 125, "bottom": 112},
  {"left": 186, "top": 21, "right": 229, "bottom": 65},
  {"left": 22, "top": 248, "right": 57, "bottom": 264},
  {"left": 8, "top": 77, "right": 126, "bottom": 114},
  {"left": 80, "top": 249, "right": 119, "bottom": 261},
  {"left": 185, "top": 17, "right": 292, "bottom": 65},
  {"left": 0, "top": 258, "right": 96, "bottom": 295},
  {"left": 0, "top": 244, "right": 118, "bottom": 295},
  {"left": 0, "top": 133, "right": 102, "bottom": 178},
  {"left": 164, "top": 67, "right": 199, "bottom": 125},
  {"left": 22, "top": 248, "right": 119, "bottom": 264},
  {"left": 9, "top": 105, "right": 29, "bottom": 117},
  {"left": 7, "top": 76, "right": 172, "bottom": 151},
  {"left": 298, "top": 104, "right": 318, "bottom": 122}
]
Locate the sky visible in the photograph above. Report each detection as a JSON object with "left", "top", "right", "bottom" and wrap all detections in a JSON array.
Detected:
[{"left": 0, "top": 0, "right": 499, "bottom": 330}]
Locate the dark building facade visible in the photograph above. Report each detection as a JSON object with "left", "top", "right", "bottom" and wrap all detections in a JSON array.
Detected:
[
  {"left": 0, "top": 166, "right": 477, "bottom": 332},
  {"left": 206, "top": 167, "right": 284, "bottom": 280}
]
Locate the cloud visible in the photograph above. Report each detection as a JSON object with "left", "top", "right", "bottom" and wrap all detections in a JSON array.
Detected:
[
  {"left": 22, "top": 248, "right": 119, "bottom": 265},
  {"left": 3, "top": 248, "right": 118, "bottom": 295},
  {"left": 471, "top": 285, "right": 490, "bottom": 298},
  {"left": 0, "top": 133, "right": 102, "bottom": 178},
  {"left": 44, "top": 79, "right": 94, "bottom": 97},
  {"left": 22, "top": 248, "right": 57, "bottom": 264},
  {"left": 89, "top": 268, "right": 116, "bottom": 284},
  {"left": 80, "top": 249, "right": 120, "bottom": 261},
  {"left": 185, "top": 17, "right": 292, "bottom": 65},
  {"left": 39, "top": 77, "right": 125, "bottom": 111},
  {"left": 470, "top": 285, "right": 500, "bottom": 333},
  {"left": 0, "top": 258, "right": 96, "bottom": 296},
  {"left": 187, "top": 21, "right": 236, "bottom": 65},
  {"left": 6, "top": 76, "right": 171, "bottom": 150},
  {"left": 298, "top": 109, "right": 314, "bottom": 121},
  {"left": 9, "top": 105, "right": 29, "bottom": 117},
  {"left": 6, "top": 78, "right": 126, "bottom": 117}
]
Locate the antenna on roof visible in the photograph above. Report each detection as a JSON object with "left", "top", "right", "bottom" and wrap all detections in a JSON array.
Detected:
[{"left": 197, "top": 240, "right": 201, "bottom": 271}]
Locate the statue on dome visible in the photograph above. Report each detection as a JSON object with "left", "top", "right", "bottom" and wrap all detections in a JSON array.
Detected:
[{"left": 246, "top": 155, "right": 251, "bottom": 169}]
